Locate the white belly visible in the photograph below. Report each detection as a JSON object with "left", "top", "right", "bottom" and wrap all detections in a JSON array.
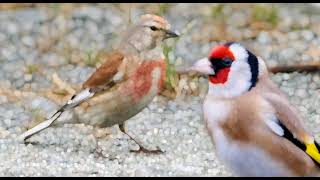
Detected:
[
  {"left": 203, "top": 97, "right": 293, "bottom": 176},
  {"left": 210, "top": 128, "right": 293, "bottom": 177}
]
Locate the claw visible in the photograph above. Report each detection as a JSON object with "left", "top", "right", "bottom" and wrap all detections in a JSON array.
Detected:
[{"left": 130, "top": 146, "right": 164, "bottom": 154}]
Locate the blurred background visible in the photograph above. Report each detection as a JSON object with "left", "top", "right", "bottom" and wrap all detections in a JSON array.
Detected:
[{"left": 0, "top": 3, "right": 319, "bottom": 177}]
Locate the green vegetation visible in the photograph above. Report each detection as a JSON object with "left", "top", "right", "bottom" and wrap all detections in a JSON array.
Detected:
[
  {"left": 157, "top": 3, "right": 172, "bottom": 16},
  {"left": 47, "top": 3, "right": 60, "bottom": 9},
  {"left": 252, "top": 4, "right": 279, "bottom": 28},
  {"left": 163, "top": 42, "right": 179, "bottom": 92},
  {"left": 157, "top": 3, "right": 178, "bottom": 91},
  {"left": 29, "top": 109, "right": 45, "bottom": 128},
  {"left": 26, "top": 64, "right": 40, "bottom": 74},
  {"left": 83, "top": 50, "right": 99, "bottom": 67},
  {"left": 162, "top": 20, "right": 196, "bottom": 92},
  {"left": 211, "top": 4, "right": 226, "bottom": 19}
]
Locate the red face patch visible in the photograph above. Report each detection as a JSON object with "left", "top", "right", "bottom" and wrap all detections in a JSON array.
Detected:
[
  {"left": 208, "top": 45, "right": 235, "bottom": 84},
  {"left": 209, "top": 45, "right": 235, "bottom": 60},
  {"left": 209, "top": 68, "right": 230, "bottom": 84}
]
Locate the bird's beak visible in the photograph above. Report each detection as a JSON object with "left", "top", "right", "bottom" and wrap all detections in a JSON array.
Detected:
[
  {"left": 185, "top": 57, "right": 215, "bottom": 76},
  {"left": 164, "top": 29, "right": 179, "bottom": 39}
]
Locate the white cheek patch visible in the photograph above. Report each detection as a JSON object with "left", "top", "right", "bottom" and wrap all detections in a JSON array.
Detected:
[
  {"left": 228, "top": 60, "right": 252, "bottom": 87},
  {"left": 229, "top": 43, "right": 248, "bottom": 62},
  {"left": 208, "top": 43, "right": 261, "bottom": 99},
  {"left": 208, "top": 60, "right": 252, "bottom": 98}
]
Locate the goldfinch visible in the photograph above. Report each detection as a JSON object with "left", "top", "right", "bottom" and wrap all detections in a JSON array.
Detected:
[{"left": 186, "top": 42, "right": 320, "bottom": 176}]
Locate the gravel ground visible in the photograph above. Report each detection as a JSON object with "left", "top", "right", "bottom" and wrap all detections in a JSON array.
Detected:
[{"left": 0, "top": 3, "right": 320, "bottom": 177}]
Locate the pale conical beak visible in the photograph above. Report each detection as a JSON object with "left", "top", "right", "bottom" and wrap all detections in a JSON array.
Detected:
[
  {"left": 185, "top": 57, "right": 215, "bottom": 75},
  {"left": 164, "top": 29, "right": 180, "bottom": 39}
]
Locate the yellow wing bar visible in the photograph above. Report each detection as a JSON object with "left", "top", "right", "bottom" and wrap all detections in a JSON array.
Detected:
[{"left": 306, "top": 143, "right": 320, "bottom": 164}]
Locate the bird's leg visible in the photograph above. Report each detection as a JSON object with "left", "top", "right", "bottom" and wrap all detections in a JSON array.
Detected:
[
  {"left": 93, "top": 139, "right": 108, "bottom": 159},
  {"left": 118, "top": 123, "right": 164, "bottom": 154}
]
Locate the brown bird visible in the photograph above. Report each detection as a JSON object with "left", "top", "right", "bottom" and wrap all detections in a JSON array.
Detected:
[
  {"left": 186, "top": 42, "right": 320, "bottom": 176},
  {"left": 19, "top": 14, "right": 179, "bottom": 153}
]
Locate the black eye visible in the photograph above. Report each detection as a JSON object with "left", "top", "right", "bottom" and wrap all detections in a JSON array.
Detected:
[
  {"left": 150, "top": 26, "right": 158, "bottom": 31},
  {"left": 222, "top": 58, "right": 233, "bottom": 66}
]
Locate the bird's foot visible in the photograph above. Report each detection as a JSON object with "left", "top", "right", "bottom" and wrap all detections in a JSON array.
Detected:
[
  {"left": 93, "top": 145, "right": 108, "bottom": 159},
  {"left": 23, "top": 140, "right": 39, "bottom": 146},
  {"left": 118, "top": 124, "right": 164, "bottom": 154},
  {"left": 130, "top": 145, "right": 164, "bottom": 154}
]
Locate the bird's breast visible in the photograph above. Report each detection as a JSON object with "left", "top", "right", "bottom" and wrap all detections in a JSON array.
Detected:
[
  {"left": 203, "top": 97, "right": 232, "bottom": 132},
  {"left": 75, "top": 60, "right": 166, "bottom": 127},
  {"left": 122, "top": 60, "right": 166, "bottom": 103},
  {"left": 203, "top": 95, "right": 300, "bottom": 176}
]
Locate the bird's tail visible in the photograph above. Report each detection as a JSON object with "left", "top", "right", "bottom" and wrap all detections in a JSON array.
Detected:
[
  {"left": 17, "top": 108, "right": 64, "bottom": 142},
  {"left": 18, "top": 88, "right": 95, "bottom": 142}
]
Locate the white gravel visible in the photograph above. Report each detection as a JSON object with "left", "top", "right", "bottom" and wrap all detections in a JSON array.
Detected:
[
  {"left": 0, "top": 96, "right": 230, "bottom": 177},
  {"left": 1, "top": 71, "right": 319, "bottom": 176}
]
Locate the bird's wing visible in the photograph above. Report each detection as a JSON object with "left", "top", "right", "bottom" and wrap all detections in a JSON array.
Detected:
[
  {"left": 259, "top": 77, "right": 320, "bottom": 166},
  {"left": 83, "top": 50, "right": 125, "bottom": 89},
  {"left": 64, "top": 50, "right": 126, "bottom": 109},
  {"left": 19, "top": 50, "right": 125, "bottom": 141}
]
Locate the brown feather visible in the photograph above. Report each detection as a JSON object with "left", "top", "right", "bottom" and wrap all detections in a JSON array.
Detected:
[
  {"left": 219, "top": 92, "right": 318, "bottom": 176},
  {"left": 218, "top": 73, "right": 320, "bottom": 175},
  {"left": 82, "top": 51, "right": 124, "bottom": 88},
  {"left": 255, "top": 74, "right": 313, "bottom": 143}
]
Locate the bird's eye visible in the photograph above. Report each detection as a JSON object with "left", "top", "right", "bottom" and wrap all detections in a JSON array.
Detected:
[
  {"left": 150, "top": 26, "right": 158, "bottom": 31},
  {"left": 222, "top": 58, "right": 233, "bottom": 66}
]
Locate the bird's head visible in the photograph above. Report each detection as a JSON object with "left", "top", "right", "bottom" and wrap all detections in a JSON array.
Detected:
[
  {"left": 187, "top": 42, "right": 264, "bottom": 98},
  {"left": 124, "top": 14, "right": 179, "bottom": 52}
]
